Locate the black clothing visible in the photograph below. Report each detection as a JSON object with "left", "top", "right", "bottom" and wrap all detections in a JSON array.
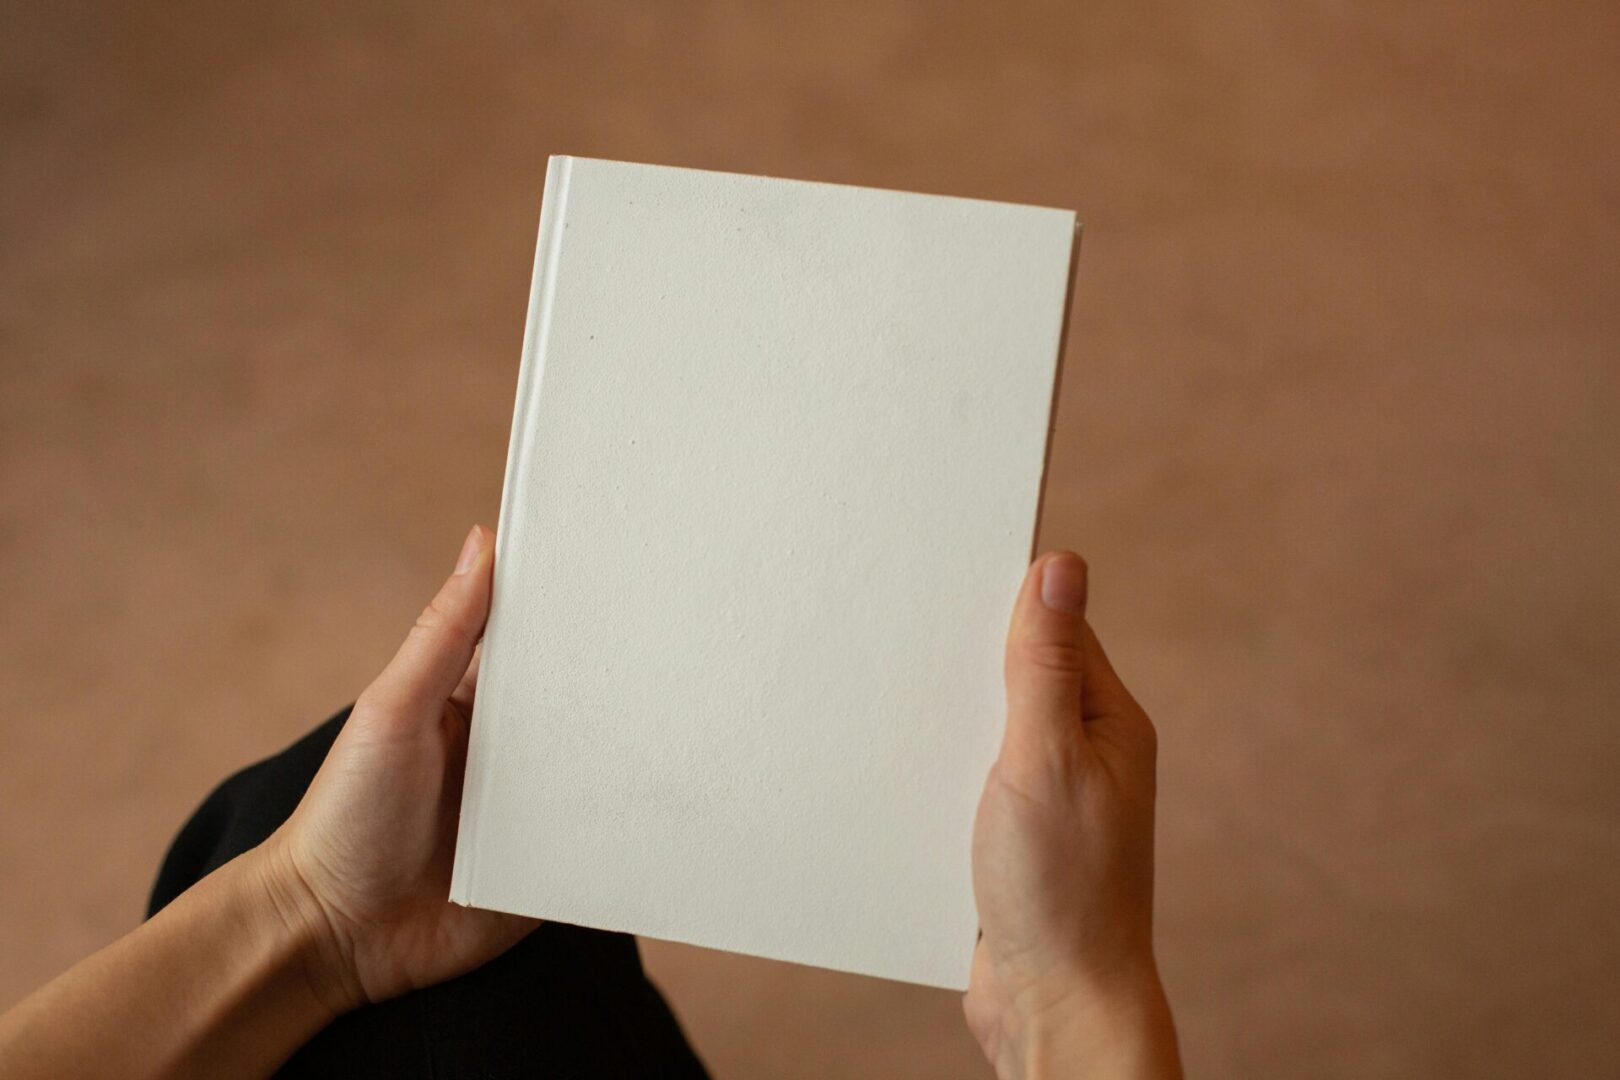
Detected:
[{"left": 148, "top": 707, "right": 710, "bottom": 1079}]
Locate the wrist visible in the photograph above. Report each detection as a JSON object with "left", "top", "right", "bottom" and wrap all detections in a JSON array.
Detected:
[
  {"left": 1003, "top": 960, "right": 1181, "bottom": 1080},
  {"left": 0, "top": 830, "right": 357, "bottom": 1078},
  {"left": 234, "top": 837, "right": 367, "bottom": 1019}
]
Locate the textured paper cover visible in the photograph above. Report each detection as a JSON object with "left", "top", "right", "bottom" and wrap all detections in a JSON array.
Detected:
[{"left": 452, "top": 156, "right": 1078, "bottom": 990}]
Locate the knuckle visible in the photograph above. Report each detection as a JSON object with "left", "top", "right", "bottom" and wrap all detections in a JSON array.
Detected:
[
  {"left": 413, "top": 599, "right": 447, "bottom": 634},
  {"left": 415, "top": 595, "right": 470, "bottom": 640},
  {"left": 353, "top": 684, "right": 396, "bottom": 719},
  {"left": 1015, "top": 638, "right": 1088, "bottom": 678}
]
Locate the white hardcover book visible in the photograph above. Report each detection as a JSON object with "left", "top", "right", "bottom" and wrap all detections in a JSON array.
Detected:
[{"left": 451, "top": 156, "right": 1078, "bottom": 990}]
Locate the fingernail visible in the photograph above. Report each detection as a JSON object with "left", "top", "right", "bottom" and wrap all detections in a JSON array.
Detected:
[
  {"left": 1039, "top": 552, "right": 1087, "bottom": 614},
  {"left": 454, "top": 526, "right": 484, "bottom": 575}
]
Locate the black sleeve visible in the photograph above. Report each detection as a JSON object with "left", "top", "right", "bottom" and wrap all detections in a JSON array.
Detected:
[{"left": 148, "top": 706, "right": 710, "bottom": 1080}]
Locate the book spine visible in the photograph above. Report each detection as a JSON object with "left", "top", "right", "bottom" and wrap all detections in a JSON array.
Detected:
[{"left": 449, "top": 154, "right": 575, "bottom": 906}]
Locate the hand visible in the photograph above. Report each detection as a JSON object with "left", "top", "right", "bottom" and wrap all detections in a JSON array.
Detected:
[
  {"left": 0, "top": 525, "right": 537, "bottom": 1079},
  {"left": 965, "top": 552, "right": 1181, "bottom": 1079},
  {"left": 252, "top": 524, "right": 537, "bottom": 1013}
]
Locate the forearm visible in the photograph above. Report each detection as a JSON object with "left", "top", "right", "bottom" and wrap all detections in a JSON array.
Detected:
[{"left": 0, "top": 849, "right": 340, "bottom": 1080}]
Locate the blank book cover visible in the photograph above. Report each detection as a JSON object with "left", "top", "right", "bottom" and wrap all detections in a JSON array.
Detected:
[{"left": 451, "top": 156, "right": 1078, "bottom": 990}]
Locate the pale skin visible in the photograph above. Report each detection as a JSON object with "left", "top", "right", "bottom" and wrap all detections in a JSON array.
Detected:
[{"left": 0, "top": 528, "right": 1180, "bottom": 1079}]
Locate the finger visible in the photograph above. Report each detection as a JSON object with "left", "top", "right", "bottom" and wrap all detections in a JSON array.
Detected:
[
  {"left": 363, "top": 525, "right": 493, "bottom": 718},
  {"left": 449, "top": 646, "right": 482, "bottom": 721},
  {"left": 1001, "top": 550, "right": 1093, "bottom": 770}
]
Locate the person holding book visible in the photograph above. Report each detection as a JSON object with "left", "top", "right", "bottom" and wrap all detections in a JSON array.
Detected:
[{"left": 0, "top": 527, "right": 1181, "bottom": 1079}]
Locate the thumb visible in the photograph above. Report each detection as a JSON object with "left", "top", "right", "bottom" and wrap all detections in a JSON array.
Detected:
[
  {"left": 362, "top": 525, "right": 494, "bottom": 717},
  {"left": 1001, "top": 551, "right": 1092, "bottom": 771}
]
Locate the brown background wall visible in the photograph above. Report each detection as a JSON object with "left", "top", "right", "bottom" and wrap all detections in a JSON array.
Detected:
[{"left": 3, "top": 2, "right": 1618, "bottom": 1076}]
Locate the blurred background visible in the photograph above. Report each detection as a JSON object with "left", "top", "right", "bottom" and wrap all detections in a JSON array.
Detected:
[{"left": 3, "top": 1, "right": 1618, "bottom": 1076}]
